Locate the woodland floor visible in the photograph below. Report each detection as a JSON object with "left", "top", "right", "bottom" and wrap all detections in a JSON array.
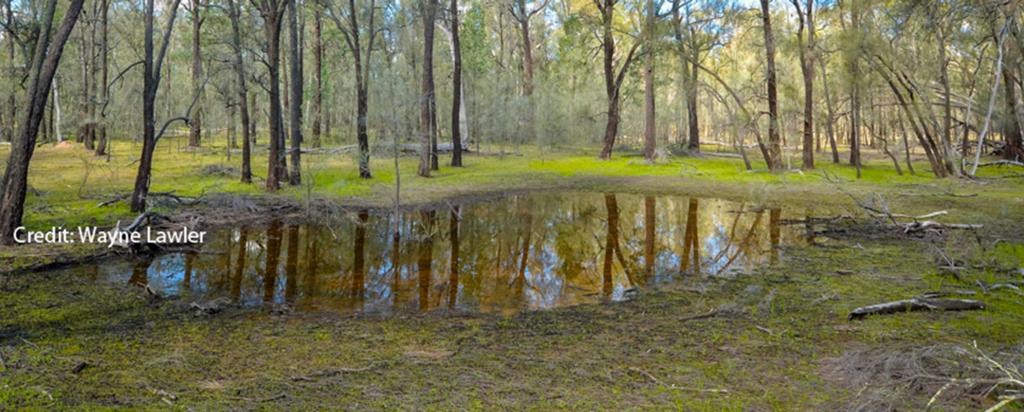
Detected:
[{"left": 1, "top": 138, "right": 1023, "bottom": 409}]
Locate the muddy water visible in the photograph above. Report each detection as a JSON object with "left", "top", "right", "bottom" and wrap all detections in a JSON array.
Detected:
[{"left": 75, "top": 192, "right": 810, "bottom": 315}]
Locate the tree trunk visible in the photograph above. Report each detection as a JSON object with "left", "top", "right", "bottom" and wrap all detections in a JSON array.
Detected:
[
  {"left": 311, "top": 8, "right": 322, "bottom": 148},
  {"left": 794, "top": 0, "right": 814, "bottom": 169},
  {"left": 759, "top": 0, "right": 781, "bottom": 170},
  {"left": 450, "top": 0, "right": 463, "bottom": 166},
  {"left": 642, "top": 0, "right": 656, "bottom": 162},
  {"left": 1002, "top": 51, "right": 1024, "bottom": 160},
  {"left": 131, "top": 0, "right": 183, "bottom": 212},
  {"left": 597, "top": 0, "right": 636, "bottom": 160},
  {"left": 0, "top": 0, "right": 85, "bottom": 244},
  {"left": 686, "top": 57, "right": 699, "bottom": 151},
  {"left": 52, "top": 77, "right": 62, "bottom": 142},
  {"left": 418, "top": 0, "right": 437, "bottom": 177},
  {"left": 287, "top": 0, "right": 302, "bottom": 185},
  {"left": 227, "top": 0, "right": 251, "bottom": 183},
  {"left": 819, "top": 57, "right": 839, "bottom": 163},
  {"left": 848, "top": 2, "right": 861, "bottom": 177},
  {"left": 188, "top": 0, "right": 203, "bottom": 148},
  {"left": 78, "top": 12, "right": 93, "bottom": 150},
  {"left": 262, "top": 2, "right": 286, "bottom": 191},
  {"left": 3, "top": 2, "right": 13, "bottom": 143},
  {"left": 96, "top": 0, "right": 109, "bottom": 156}
]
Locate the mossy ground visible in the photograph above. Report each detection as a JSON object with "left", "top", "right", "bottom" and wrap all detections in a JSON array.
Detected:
[{"left": 1, "top": 138, "right": 1023, "bottom": 409}]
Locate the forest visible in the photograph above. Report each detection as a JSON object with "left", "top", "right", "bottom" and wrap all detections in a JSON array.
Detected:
[{"left": 1, "top": 0, "right": 1024, "bottom": 409}]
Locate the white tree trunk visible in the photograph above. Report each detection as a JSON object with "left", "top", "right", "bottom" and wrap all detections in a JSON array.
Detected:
[{"left": 53, "top": 77, "right": 63, "bottom": 142}]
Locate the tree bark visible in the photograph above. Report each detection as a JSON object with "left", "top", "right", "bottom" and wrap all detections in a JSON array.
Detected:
[
  {"left": 847, "top": 1, "right": 861, "bottom": 177},
  {"left": 759, "top": 0, "right": 781, "bottom": 170},
  {"left": 793, "top": 0, "right": 814, "bottom": 169},
  {"left": 227, "top": 0, "right": 252, "bottom": 183},
  {"left": 450, "top": 0, "right": 463, "bottom": 166},
  {"left": 96, "top": 0, "right": 109, "bottom": 156},
  {"left": 1001, "top": 46, "right": 1024, "bottom": 160},
  {"left": 131, "top": 0, "right": 184, "bottom": 212},
  {"left": 188, "top": 0, "right": 203, "bottom": 148},
  {"left": 597, "top": 0, "right": 638, "bottom": 160},
  {"left": 287, "top": 0, "right": 302, "bottom": 185},
  {"left": 3, "top": 1, "right": 13, "bottom": 143},
  {"left": 0, "top": 0, "right": 86, "bottom": 244},
  {"left": 258, "top": 0, "right": 288, "bottom": 191},
  {"left": 642, "top": 0, "right": 656, "bottom": 162},
  {"left": 311, "top": 8, "right": 322, "bottom": 148},
  {"left": 418, "top": 0, "right": 437, "bottom": 177}
]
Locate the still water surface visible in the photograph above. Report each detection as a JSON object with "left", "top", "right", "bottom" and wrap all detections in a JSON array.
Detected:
[{"left": 75, "top": 192, "right": 808, "bottom": 315}]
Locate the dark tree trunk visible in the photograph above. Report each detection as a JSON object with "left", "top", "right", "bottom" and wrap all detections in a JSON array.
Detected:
[
  {"left": 418, "top": 0, "right": 437, "bottom": 177},
  {"left": 793, "top": 0, "right": 814, "bottom": 169},
  {"left": 3, "top": 2, "right": 13, "bottom": 143},
  {"left": 0, "top": 0, "right": 85, "bottom": 244},
  {"left": 759, "top": 0, "right": 781, "bottom": 170},
  {"left": 597, "top": 0, "right": 637, "bottom": 160},
  {"left": 259, "top": 0, "right": 287, "bottom": 191},
  {"left": 131, "top": 0, "right": 183, "bottom": 212},
  {"left": 1002, "top": 54, "right": 1024, "bottom": 160},
  {"left": 327, "top": 0, "right": 378, "bottom": 178},
  {"left": 227, "top": 0, "right": 251, "bottom": 183},
  {"left": 287, "top": 0, "right": 302, "bottom": 185},
  {"left": 450, "top": 0, "right": 463, "bottom": 167},
  {"left": 78, "top": 11, "right": 94, "bottom": 150},
  {"left": 188, "top": 0, "right": 203, "bottom": 148},
  {"left": 847, "top": 2, "right": 861, "bottom": 177},
  {"left": 95, "top": 0, "right": 109, "bottom": 156},
  {"left": 686, "top": 59, "right": 699, "bottom": 151},
  {"left": 249, "top": 91, "right": 257, "bottom": 143}
]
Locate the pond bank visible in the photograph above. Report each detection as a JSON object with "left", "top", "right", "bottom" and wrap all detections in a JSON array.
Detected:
[
  {"left": 1, "top": 178, "right": 1023, "bottom": 409},
  {"left": 3, "top": 169, "right": 1021, "bottom": 274}
]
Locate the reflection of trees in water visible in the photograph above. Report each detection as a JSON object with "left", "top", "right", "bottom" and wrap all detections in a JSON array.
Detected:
[
  {"left": 263, "top": 220, "right": 282, "bottom": 304},
  {"left": 232, "top": 227, "right": 247, "bottom": 301},
  {"left": 285, "top": 225, "right": 299, "bottom": 302},
  {"left": 131, "top": 193, "right": 800, "bottom": 314}
]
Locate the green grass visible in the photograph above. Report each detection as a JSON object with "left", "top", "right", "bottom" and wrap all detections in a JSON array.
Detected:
[
  {"left": 1, "top": 224, "right": 1021, "bottom": 409},
  {"left": 1, "top": 134, "right": 1023, "bottom": 408}
]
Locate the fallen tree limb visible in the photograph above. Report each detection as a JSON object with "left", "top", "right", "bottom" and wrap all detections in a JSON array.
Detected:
[
  {"left": 849, "top": 298, "right": 985, "bottom": 320},
  {"left": 978, "top": 160, "right": 1024, "bottom": 168},
  {"left": 902, "top": 220, "right": 983, "bottom": 234}
]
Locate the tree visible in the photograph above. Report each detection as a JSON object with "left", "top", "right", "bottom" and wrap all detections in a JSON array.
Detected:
[
  {"left": 791, "top": 0, "right": 814, "bottom": 169},
  {"left": 671, "top": 0, "right": 729, "bottom": 153},
  {"left": 226, "top": 0, "right": 253, "bottom": 183},
  {"left": 187, "top": 0, "right": 205, "bottom": 148},
  {"left": 323, "top": 0, "right": 382, "bottom": 179},
  {"left": 0, "top": 0, "right": 86, "bottom": 244},
  {"left": 418, "top": 0, "right": 438, "bottom": 177},
  {"left": 311, "top": 7, "right": 322, "bottom": 148},
  {"left": 2, "top": 0, "right": 14, "bottom": 144},
  {"left": 286, "top": 0, "right": 302, "bottom": 185},
  {"left": 595, "top": 0, "right": 640, "bottom": 160},
  {"left": 130, "top": 0, "right": 186, "bottom": 212},
  {"left": 759, "top": 0, "right": 781, "bottom": 170},
  {"left": 95, "top": 0, "right": 109, "bottom": 156},
  {"left": 253, "top": 0, "right": 290, "bottom": 190},
  {"left": 844, "top": 0, "right": 861, "bottom": 177},
  {"left": 642, "top": 0, "right": 656, "bottom": 162},
  {"left": 449, "top": 0, "right": 463, "bottom": 166}
]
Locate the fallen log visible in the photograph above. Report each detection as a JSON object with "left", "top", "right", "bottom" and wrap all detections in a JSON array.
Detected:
[
  {"left": 848, "top": 298, "right": 985, "bottom": 320},
  {"left": 902, "top": 220, "right": 983, "bottom": 234}
]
